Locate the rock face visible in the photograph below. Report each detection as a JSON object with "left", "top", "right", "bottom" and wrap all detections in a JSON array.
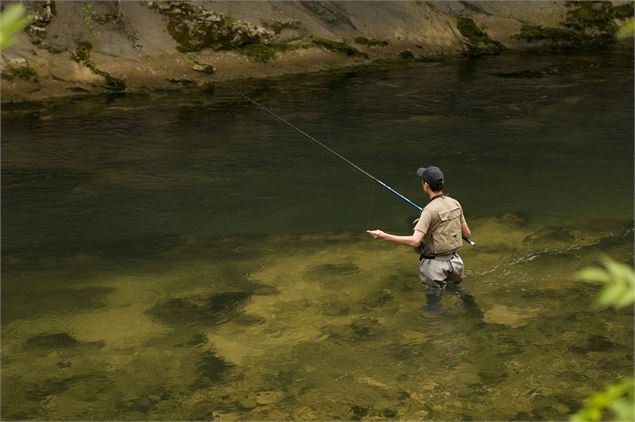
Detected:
[{"left": 1, "top": 0, "right": 632, "bottom": 102}]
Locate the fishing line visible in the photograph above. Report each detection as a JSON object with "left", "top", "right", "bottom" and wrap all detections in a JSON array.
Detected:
[
  {"left": 244, "top": 95, "right": 475, "bottom": 246},
  {"left": 244, "top": 95, "right": 422, "bottom": 210}
]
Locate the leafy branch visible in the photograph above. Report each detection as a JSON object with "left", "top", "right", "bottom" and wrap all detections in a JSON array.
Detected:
[{"left": 572, "top": 257, "right": 635, "bottom": 422}]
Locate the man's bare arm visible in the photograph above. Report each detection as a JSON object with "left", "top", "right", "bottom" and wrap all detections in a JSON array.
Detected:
[
  {"left": 367, "top": 229, "right": 424, "bottom": 247},
  {"left": 461, "top": 222, "right": 471, "bottom": 238}
]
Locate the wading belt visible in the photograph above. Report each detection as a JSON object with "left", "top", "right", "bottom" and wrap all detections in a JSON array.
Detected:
[{"left": 419, "top": 251, "right": 457, "bottom": 262}]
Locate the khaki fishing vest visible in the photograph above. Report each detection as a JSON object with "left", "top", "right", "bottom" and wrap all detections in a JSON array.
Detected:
[{"left": 415, "top": 196, "right": 464, "bottom": 256}]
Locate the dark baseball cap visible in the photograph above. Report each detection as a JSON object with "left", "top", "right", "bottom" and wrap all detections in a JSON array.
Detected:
[{"left": 416, "top": 166, "right": 444, "bottom": 185}]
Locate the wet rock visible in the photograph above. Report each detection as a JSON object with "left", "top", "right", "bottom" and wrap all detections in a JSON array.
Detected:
[
  {"left": 192, "top": 62, "right": 216, "bottom": 74},
  {"left": 148, "top": 292, "right": 251, "bottom": 326}
]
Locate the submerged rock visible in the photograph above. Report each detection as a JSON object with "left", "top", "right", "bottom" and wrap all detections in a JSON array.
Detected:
[
  {"left": 147, "top": 291, "right": 251, "bottom": 326},
  {"left": 192, "top": 350, "right": 233, "bottom": 388},
  {"left": 569, "top": 335, "right": 616, "bottom": 354},
  {"left": 23, "top": 332, "right": 104, "bottom": 352},
  {"left": 23, "top": 332, "right": 79, "bottom": 350},
  {"left": 307, "top": 262, "right": 360, "bottom": 278},
  {"left": 321, "top": 317, "right": 383, "bottom": 342},
  {"left": 320, "top": 301, "right": 350, "bottom": 316}
]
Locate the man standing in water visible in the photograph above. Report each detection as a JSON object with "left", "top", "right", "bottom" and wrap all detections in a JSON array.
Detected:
[{"left": 367, "top": 166, "right": 473, "bottom": 313}]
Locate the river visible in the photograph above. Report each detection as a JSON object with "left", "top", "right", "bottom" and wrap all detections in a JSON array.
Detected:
[{"left": 2, "top": 49, "right": 633, "bottom": 420}]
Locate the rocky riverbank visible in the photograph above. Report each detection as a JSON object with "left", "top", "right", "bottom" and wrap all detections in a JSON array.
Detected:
[{"left": 1, "top": 0, "right": 633, "bottom": 103}]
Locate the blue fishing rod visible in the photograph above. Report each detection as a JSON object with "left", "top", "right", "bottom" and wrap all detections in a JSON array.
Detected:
[{"left": 244, "top": 96, "right": 475, "bottom": 246}]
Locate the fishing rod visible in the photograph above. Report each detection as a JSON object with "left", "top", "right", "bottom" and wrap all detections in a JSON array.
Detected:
[{"left": 244, "top": 95, "right": 475, "bottom": 246}]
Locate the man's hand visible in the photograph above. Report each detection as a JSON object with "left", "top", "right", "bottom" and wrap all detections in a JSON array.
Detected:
[{"left": 367, "top": 229, "right": 386, "bottom": 239}]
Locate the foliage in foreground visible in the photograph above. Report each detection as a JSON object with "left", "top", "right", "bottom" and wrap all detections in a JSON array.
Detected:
[
  {"left": 0, "top": 3, "right": 30, "bottom": 48},
  {"left": 572, "top": 257, "right": 635, "bottom": 422}
]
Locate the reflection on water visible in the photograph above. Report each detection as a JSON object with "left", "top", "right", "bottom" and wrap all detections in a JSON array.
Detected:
[{"left": 2, "top": 50, "right": 633, "bottom": 420}]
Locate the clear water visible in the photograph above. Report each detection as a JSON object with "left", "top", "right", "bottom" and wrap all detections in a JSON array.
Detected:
[{"left": 2, "top": 49, "right": 633, "bottom": 420}]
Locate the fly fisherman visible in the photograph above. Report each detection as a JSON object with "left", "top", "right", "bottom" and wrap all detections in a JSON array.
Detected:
[{"left": 367, "top": 166, "right": 474, "bottom": 314}]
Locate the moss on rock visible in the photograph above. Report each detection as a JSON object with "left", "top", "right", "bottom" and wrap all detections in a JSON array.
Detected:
[
  {"left": 310, "top": 36, "right": 368, "bottom": 58},
  {"left": 515, "top": 1, "right": 634, "bottom": 47},
  {"left": 514, "top": 24, "right": 586, "bottom": 44},
  {"left": 261, "top": 18, "right": 303, "bottom": 35},
  {"left": 456, "top": 17, "right": 504, "bottom": 57},
  {"left": 147, "top": 0, "right": 274, "bottom": 53},
  {"left": 237, "top": 42, "right": 279, "bottom": 63}
]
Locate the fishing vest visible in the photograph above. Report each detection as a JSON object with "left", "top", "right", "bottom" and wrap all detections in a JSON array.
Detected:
[{"left": 415, "top": 195, "right": 464, "bottom": 256}]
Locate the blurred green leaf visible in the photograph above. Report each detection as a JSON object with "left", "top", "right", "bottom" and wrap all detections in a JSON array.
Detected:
[
  {"left": 572, "top": 378, "right": 634, "bottom": 422},
  {"left": 617, "top": 19, "right": 634, "bottom": 39},
  {"left": 577, "top": 257, "right": 635, "bottom": 309},
  {"left": 0, "top": 3, "right": 31, "bottom": 48}
]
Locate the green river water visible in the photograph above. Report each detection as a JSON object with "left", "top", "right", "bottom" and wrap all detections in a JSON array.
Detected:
[{"left": 2, "top": 50, "right": 633, "bottom": 420}]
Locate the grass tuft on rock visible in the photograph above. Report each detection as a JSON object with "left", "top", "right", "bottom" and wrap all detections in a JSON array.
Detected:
[
  {"left": 456, "top": 17, "right": 504, "bottom": 57},
  {"left": 1, "top": 64, "right": 39, "bottom": 82},
  {"left": 354, "top": 36, "right": 388, "bottom": 46}
]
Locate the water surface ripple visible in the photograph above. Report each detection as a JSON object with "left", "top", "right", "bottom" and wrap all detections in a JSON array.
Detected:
[{"left": 2, "top": 50, "right": 633, "bottom": 420}]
